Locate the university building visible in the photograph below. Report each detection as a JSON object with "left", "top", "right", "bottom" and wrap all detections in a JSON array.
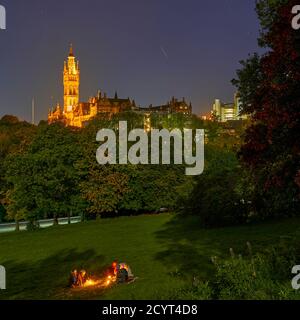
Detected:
[
  {"left": 212, "top": 93, "right": 248, "bottom": 122},
  {"left": 48, "top": 45, "right": 192, "bottom": 128}
]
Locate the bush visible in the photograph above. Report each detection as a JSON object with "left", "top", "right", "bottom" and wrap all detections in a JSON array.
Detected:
[
  {"left": 168, "top": 241, "right": 300, "bottom": 300},
  {"left": 212, "top": 242, "right": 300, "bottom": 300},
  {"left": 184, "top": 146, "right": 251, "bottom": 227}
]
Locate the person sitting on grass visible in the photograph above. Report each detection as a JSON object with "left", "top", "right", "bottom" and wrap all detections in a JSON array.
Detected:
[
  {"left": 113, "top": 262, "right": 134, "bottom": 283},
  {"left": 69, "top": 269, "right": 78, "bottom": 288},
  {"left": 77, "top": 270, "right": 87, "bottom": 286}
]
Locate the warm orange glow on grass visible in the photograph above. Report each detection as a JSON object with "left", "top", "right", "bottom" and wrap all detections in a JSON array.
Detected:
[
  {"left": 77, "top": 275, "right": 116, "bottom": 289},
  {"left": 71, "top": 263, "right": 119, "bottom": 290},
  {"left": 83, "top": 279, "right": 100, "bottom": 287}
]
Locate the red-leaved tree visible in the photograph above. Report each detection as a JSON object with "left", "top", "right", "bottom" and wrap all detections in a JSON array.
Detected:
[{"left": 233, "top": 0, "right": 300, "bottom": 217}]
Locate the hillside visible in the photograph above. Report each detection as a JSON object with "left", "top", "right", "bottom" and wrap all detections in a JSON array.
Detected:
[{"left": 0, "top": 213, "right": 300, "bottom": 300}]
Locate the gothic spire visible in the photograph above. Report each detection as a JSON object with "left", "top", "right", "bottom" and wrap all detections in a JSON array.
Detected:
[{"left": 69, "top": 43, "right": 74, "bottom": 56}]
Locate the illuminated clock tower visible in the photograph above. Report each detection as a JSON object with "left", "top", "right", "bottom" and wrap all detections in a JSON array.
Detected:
[{"left": 63, "top": 44, "right": 80, "bottom": 113}]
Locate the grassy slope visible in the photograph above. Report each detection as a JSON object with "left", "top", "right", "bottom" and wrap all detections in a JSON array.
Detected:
[{"left": 0, "top": 213, "right": 300, "bottom": 300}]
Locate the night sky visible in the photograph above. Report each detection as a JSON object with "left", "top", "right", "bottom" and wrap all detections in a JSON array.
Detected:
[{"left": 0, "top": 0, "right": 262, "bottom": 122}]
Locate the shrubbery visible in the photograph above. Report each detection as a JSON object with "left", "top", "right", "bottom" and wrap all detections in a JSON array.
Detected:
[
  {"left": 167, "top": 241, "right": 300, "bottom": 300},
  {"left": 1, "top": 114, "right": 196, "bottom": 223},
  {"left": 183, "top": 145, "right": 252, "bottom": 227},
  {"left": 233, "top": 0, "right": 300, "bottom": 219}
]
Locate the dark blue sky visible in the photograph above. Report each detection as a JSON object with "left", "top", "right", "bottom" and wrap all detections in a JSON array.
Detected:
[{"left": 0, "top": 0, "right": 261, "bottom": 122}]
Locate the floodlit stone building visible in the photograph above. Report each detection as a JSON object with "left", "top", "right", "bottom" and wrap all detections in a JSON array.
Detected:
[{"left": 48, "top": 45, "right": 192, "bottom": 128}]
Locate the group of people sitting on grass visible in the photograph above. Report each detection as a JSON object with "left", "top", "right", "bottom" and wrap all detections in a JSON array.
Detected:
[
  {"left": 69, "top": 261, "right": 135, "bottom": 288},
  {"left": 69, "top": 269, "right": 88, "bottom": 288}
]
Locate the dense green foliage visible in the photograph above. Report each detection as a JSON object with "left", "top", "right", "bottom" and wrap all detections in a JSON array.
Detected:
[
  {"left": 184, "top": 146, "right": 249, "bottom": 227},
  {"left": 232, "top": 0, "right": 300, "bottom": 218},
  {"left": 4, "top": 123, "right": 83, "bottom": 226},
  {"left": 0, "top": 116, "right": 37, "bottom": 225},
  {"left": 75, "top": 113, "right": 193, "bottom": 217},
  {"left": 211, "top": 243, "right": 299, "bottom": 300},
  {"left": 0, "top": 113, "right": 204, "bottom": 223},
  {"left": 168, "top": 241, "right": 300, "bottom": 300}
]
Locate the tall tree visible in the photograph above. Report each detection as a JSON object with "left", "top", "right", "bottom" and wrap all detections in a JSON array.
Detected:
[
  {"left": 5, "top": 123, "right": 83, "bottom": 226},
  {"left": 77, "top": 115, "right": 130, "bottom": 217},
  {"left": 0, "top": 115, "right": 37, "bottom": 224},
  {"left": 232, "top": 0, "right": 300, "bottom": 217}
]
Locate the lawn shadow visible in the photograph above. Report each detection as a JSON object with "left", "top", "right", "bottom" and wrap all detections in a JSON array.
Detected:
[
  {"left": 0, "top": 248, "right": 108, "bottom": 300},
  {"left": 154, "top": 214, "right": 300, "bottom": 282},
  {"left": 154, "top": 214, "right": 223, "bottom": 281}
]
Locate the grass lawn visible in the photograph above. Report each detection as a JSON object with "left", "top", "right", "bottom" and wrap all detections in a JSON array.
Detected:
[{"left": 0, "top": 213, "right": 300, "bottom": 300}]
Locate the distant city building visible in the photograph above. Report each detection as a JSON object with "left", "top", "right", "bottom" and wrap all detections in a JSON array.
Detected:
[
  {"left": 211, "top": 93, "right": 249, "bottom": 122},
  {"left": 48, "top": 45, "right": 192, "bottom": 128},
  {"left": 140, "top": 97, "right": 192, "bottom": 116}
]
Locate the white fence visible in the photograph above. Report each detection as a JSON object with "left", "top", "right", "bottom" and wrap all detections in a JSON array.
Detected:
[{"left": 0, "top": 216, "right": 81, "bottom": 234}]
